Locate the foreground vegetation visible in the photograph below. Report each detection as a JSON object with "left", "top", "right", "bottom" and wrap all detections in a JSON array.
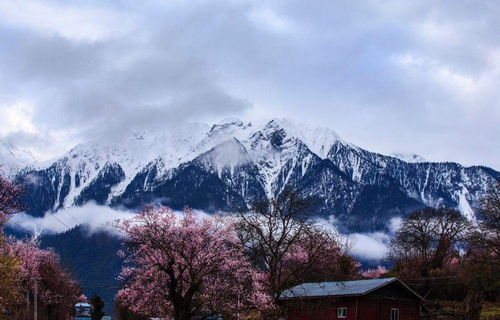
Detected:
[
  {"left": 1, "top": 170, "right": 498, "bottom": 319},
  {"left": 0, "top": 176, "right": 83, "bottom": 319},
  {"left": 481, "top": 302, "right": 500, "bottom": 319}
]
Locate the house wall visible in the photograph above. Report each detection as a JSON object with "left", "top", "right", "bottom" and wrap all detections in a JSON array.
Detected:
[
  {"left": 356, "top": 299, "right": 378, "bottom": 319},
  {"left": 286, "top": 298, "right": 420, "bottom": 320},
  {"left": 287, "top": 298, "right": 358, "bottom": 320},
  {"left": 377, "top": 300, "right": 420, "bottom": 320}
]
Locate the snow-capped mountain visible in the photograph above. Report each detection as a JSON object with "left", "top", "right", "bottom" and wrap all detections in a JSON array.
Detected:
[
  {"left": 0, "top": 140, "right": 37, "bottom": 176},
  {"left": 4, "top": 118, "right": 499, "bottom": 232}
]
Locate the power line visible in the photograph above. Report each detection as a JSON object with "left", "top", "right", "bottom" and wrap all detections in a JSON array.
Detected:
[
  {"left": 6, "top": 219, "right": 35, "bottom": 235},
  {"left": 0, "top": 168, "right": 69, "bottom": 235},
  {"left": 79, "top": 284, "right": 121, "bottom": 289},
  {"left": 62, "top": 209, "right": 81, "bottom": 225},
  {"left": 1, "top": 164, "right": 79, "bottom": 230},
  {"left": 401, "top": 275, "right": 500, "bottom": 281},
  {"left": 6, "top": 210, "right": 73, "bottom": 238},
  {"left": 47, "top": 211, "right": 71, "bottom": 229}
]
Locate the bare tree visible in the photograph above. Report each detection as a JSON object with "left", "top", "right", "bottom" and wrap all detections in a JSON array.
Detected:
[
  {"left": 236, "top": 189, "right": 357, "bottom": 318},
  {"left": 468, "top": 180, "right": 500, "bottom": 266},
  {"left": 462, "top": 180, "right": 500, "bottom": 320},
  {"left": 389, "top": 207, "right": 470, "bottom": 277}
]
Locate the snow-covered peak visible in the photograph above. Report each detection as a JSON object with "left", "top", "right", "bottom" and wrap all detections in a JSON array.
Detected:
[
  {"left": 391, "top": 153, "right": 427, "bottom": 163},
  {"left": 206, "top": 118, "right": 253, "bottom": 143},
  {"left": 47, "top": 122, "right": 210, "bottom": 170},
  {"left": 0, "top": 140, "right": 37, "bottom": 176},
  {"left": 259, "top": 118, "right": 342, "bottom": 158},
  {"left": 21, "top": 118, "right": 342, "bottom": 179},
  {"left": 210, "top": 117, "right": 245, "bottom": 130}
]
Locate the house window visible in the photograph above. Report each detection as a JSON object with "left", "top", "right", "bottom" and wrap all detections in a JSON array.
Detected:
[
  {"left": 391, "top": 308, "right": 400, "bottom": 320},
  {"left": 337, "top": 307, "right": 347, "bottom": 318}
]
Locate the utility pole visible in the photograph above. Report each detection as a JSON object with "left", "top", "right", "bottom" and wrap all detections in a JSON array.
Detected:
[
  {"left": 34, "top": 280, "right": 38, "bottom": 320},
  {"left": 237, "top": 290, "right": 240, "bottom": 320},
  {"left": 32, "top": 228, "right": 39, "bottom": 320},
  {"left": 26, "top": 289, "right": 30, "bottom": 318}
]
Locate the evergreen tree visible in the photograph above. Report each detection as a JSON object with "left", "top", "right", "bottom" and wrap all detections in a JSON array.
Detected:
[{"left": 90, "top": 295, "right": 105, "bottom": 320}]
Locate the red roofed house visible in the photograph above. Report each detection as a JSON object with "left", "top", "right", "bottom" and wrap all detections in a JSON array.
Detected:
[{"left": 279, "top": 277, "right": 423, "bottom": 320}]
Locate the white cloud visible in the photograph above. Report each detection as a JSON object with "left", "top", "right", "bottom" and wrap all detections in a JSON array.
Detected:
[
  {"left": 0, "top": 101, "right": 37, "bottom": 135},
  {"left": 248, "top": 6, "right": 297, "bottom": 35},
  {"left": 0, "top": 0, "right": 498, "bottom": 168},
  {"left": 315, "top": 216, "right": 402, "bottom": 262},
  {"left": 0, "top": 0, "right": 133, "bottom": 41},
  {"left": 349, "top": 232, "right": 391, "bottom": 261},
  {"left": 393, "top": 53, "right": 476, "bottom": 93},
  {"left": 7, "top": 203, "right": 215, "bottom": 238},
  {"left": 7, "top": 203, "right": 135, "bottom": 237},
  {"left": 388, "top": 217, "right": 402, "bottom": 234}
]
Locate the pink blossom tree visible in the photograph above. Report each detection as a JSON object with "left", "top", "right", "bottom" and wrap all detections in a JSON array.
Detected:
[
  {"left": 0, "top": 175, "right": 23, "bottom": 314},
  {"left": 0, "top": 175, "right": 23, "bottom": 227},
  {"left": 0, "top": 241, "right": 21, "bottom": 314},
  {"left": 362, "top": 266, "right": 388, "bottom": 279},
  {"left": 5, "top": 238, "right": 82, "bottom": 319},
  {"left": 116, "top": 206, "right": 261, "bottom": 320},
  {"left": 0, "top": 175, "right": 80, "bottom": 319},
  {"left": 236, "top": 190, "right": 359, "bottom": 319}
]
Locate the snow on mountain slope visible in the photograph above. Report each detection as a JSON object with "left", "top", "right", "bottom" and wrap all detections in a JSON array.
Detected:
[
  {"left": 15, "top": 122, "right": 210, "bottom": 213},
  {"left": 194, "top": 138, "right": 253, "bottom": 178},
  {"left": 243, "top": 120, "right": 322, "bottom": 197},
  {"left": 190, "top": 118, "right": 342, "bottom": 197},
  {"left": 391, "top": 153, "right": 427, "bottom": 163},
  {"left": 327, "top": 140, "right": 498, "bottom": 215},
  {"left": 7, "top": 118, "right": 499, "bottom": 222},
  {"left": 0, "top": 140, "right": 36, "bottom": 176}
]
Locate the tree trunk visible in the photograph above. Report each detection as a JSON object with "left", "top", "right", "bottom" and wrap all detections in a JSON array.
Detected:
[
  {"left": 463, "top": 288, "right": 483, "bottom": 320},
  {"left": 174, "top": 308, "right": 192, "bottom": 320},
  {"left": 172, "top": 298, "right": 193, "bottom": 320}
]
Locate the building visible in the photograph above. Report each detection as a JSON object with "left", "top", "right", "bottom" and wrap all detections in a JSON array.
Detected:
[
  {"left": 74, "top": 302, "right": 91, "bottom": 320},
  {"left": 280, "top": 277, "right": 423, "bottom": 320}
]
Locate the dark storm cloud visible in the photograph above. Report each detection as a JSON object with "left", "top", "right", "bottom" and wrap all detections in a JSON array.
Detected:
[
  {"left": 0, "top": 24, "right": 249, "bottom": 141},
  {"left": 0, "top": 0, "right": 498, "bottom": 168}
]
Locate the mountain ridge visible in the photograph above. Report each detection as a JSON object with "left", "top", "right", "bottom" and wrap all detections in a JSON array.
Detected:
[{"left": 1, "top": 118, "right": 498, "bottom": 231}]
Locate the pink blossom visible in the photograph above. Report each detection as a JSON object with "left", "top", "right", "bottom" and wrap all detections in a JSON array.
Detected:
[
  {"left": 0, "top": 175, "right": 23, "bottom": 230},
  {"left": 3, "top": 237, "right": 81, "bottom": 318},
  {"left": 116, "top": 206, "right": 264, "bottom": 320},
  {"left": 362, "top": 266, "right": 388, "bottom": 279}
]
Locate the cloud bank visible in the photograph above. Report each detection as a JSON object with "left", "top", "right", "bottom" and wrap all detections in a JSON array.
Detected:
[
  {"left": 7, "top": 203, "right": 135, "bottom": 237},
  {"left": 8, "top": 203, "right": 401, "bottom": 263},
  {"left": 7, "top": 203, "right": 215, "bottom": 238},
  {"left": 0, "top": 0, "right": 498, "bottom": 168},
  {"left": 315, "top": 215, "right": 402, "bottom": 262},
  {"left": 349, "top": 232, "right": 392, "bottom": 262}
]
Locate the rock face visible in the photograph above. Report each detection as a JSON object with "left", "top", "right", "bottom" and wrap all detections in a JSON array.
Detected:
[{"left": 4, "top": 118, "right": 499, "bottom": 232}]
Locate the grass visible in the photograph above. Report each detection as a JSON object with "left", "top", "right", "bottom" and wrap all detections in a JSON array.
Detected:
[{"left": 481, "top": 302, "right": 500, "bottom": 319}]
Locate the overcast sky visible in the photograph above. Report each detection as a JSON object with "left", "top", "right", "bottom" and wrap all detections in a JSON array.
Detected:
[{"left": 0, "top": 0, "right": 498, "bottom": 169}]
